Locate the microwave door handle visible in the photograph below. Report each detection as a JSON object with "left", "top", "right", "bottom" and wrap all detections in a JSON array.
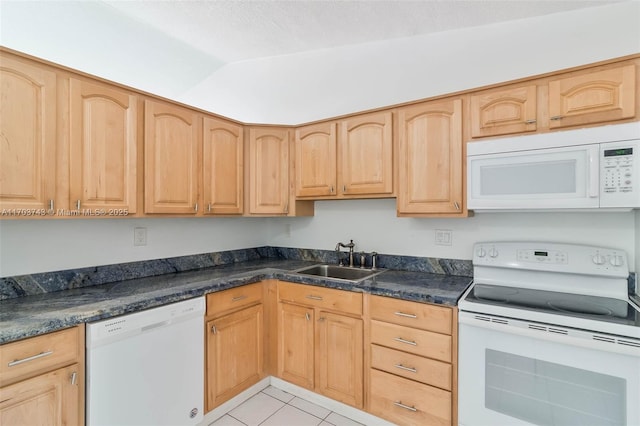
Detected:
[{"left": 589, "top": 148, "right": 599, "bottom": 198}]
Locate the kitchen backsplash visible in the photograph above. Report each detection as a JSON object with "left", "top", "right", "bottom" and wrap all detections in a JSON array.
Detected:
[{"left": 0, "top": 247, "right": 473, "bottom": 300}]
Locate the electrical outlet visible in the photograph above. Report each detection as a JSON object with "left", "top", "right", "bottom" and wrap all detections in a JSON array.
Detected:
[
  {"left": 134, "top": 227, "right": 147, "bottom": 246},
  {"left": 435, "top": 229, "right": 452, "bottom": 246}
]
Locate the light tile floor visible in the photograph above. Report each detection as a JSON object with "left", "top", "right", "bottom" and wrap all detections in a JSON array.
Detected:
[{"left": 209, "top": 386, "right": 365, "bottom": 426}]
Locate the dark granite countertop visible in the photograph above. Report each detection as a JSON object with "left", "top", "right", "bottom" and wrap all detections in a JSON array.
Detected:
[{"left": 0, "top": 259, "right": 472, "bottom": 344}]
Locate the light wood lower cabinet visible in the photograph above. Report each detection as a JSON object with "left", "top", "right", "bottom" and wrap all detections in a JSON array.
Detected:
[
  {"left": 277, "top": 282, "right": 364, "bottom": 408},
  {"left": 205, "top": 284, "right": 264, "bottom": 411},
  {"left": 367, "top": 295, "right": 457, "bottom": 426},
  {"left": 0, "top": 326, "right": 84, "bottom": 426}
]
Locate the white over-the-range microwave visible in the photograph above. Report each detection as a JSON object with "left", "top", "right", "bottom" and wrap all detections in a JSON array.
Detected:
[{"left": 467, "top": 122, "right": 640, "bottom": 211}]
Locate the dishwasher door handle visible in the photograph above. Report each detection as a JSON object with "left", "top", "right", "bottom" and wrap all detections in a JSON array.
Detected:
[{"left": 141, "top": 320, "right": 171, "bottom": 332}]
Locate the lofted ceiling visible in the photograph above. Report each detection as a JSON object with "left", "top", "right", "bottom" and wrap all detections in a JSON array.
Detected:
[{"left": 102, "top": 0, "right": 622, "bottom": 64}]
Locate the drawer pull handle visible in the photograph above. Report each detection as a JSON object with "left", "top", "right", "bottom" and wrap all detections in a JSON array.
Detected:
[
  {"left": 550, "top": 115, "right": 563, "bottom": 121},
  {"left": 8, "top": 350, "right": 53, "bottom": 367},
  {"left": 394, "top": 401, "right": 418, "bottom": 412},
  {"left": 394, "top": 311, "right": 417, "bottom": 319},
  {"left": 394, "top": 364, "right": 417, "bottom": 373},
  {"left": 231, "top": 295, "right": 247, "bottom": 302},
  {"left": 393, "top": 337, "right": 417, "bottom": 346},
  {"left": 306, "top": 295, "right": 323, "bottom": 301},
  {"left": 305, "top": 312, "right": 311, "bottom": 321}
]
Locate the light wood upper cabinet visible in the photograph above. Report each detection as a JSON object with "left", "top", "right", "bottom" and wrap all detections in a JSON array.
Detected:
[
  {"left": 203, "top": 117, "right": 243, "bottom": 215},
  {"left": 144, "top": 99, "right": 200, "bottom": 214},
  {"left": 295, "top": 122, "right": 337, "bottom": 197},
  {"left": 397, "top": 99, "right": 464, "bottom": 216},
  {"left": 69, "top": 79, "right": 137, "bottom": 213},
  {"left": 339, "top": 111, "right": 393, "bottom": 196},
  {"left": 0, "top": 54, "right": 57, "bottom": 211},
  {"left": 470, "top": 84, "right": 537, "bottom": 138},
  {"left": 248, "top": 127, "right": 290, "bottom": 214},
  {"left": 548, "top": 64, "right": 636, "bottom": 129}
]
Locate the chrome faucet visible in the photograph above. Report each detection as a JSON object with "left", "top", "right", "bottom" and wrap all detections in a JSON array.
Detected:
[{"left": 335, "top": 239, "right": 355, "bottom": 267}]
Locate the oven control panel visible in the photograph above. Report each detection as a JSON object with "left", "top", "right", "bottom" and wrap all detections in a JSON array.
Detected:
[{"left": 473, "top": 242, "right": 628, "bottom": 277}]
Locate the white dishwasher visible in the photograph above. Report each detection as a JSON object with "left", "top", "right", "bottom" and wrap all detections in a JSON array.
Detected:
[{"left": 86, "top": 297, "right": 205, "bottom": 426}]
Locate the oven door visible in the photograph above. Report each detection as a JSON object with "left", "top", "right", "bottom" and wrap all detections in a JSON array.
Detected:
[{"left": 458, "top": 311, "right": 640, "bottom": 426}]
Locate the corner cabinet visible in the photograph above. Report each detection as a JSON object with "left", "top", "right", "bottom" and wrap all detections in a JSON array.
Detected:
[
  {"left": 0, "top": 326, "right": 85, "bottom": 426},
  {"left": 248, "top": 127, "right": 290, "bottom": 214},
  {"left": 397, "top": 98, "right": 466, "bottom": 216},
  {"left": 205, "top": 284, "right": 264, "bottom": 411},
  {"left": 0, "top": 53, "right": 57, "bottom": 211},
  {"left": 144, "top": 99, "right": 201, "bottom": 214},
  {"left": 203, "top": 117, "right": 243, "bottom": 215},
  {"left": 277, "top": 282, "right": 364, "bottom": 408},
  {"left": 69, "top": 78, "right": 138, "bottom": 213}
]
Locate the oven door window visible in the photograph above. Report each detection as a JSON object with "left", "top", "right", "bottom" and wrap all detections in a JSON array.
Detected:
[
  {"left": 458, "top": 321, "right": 640, "bottom": 426},
  {"left": 485, "top": 349, "right": 626, "bottom": 425}
]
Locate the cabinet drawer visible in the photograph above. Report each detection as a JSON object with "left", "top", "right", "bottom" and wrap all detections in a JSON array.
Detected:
[
  {"left": 369, "top": 369, "right": 451, "bottom": 426},
  {"left": 0, "top": 327, "right": 79, "bottom": 387},
  {"left": 207, "top": 283, "right": 263, "bottom": 317},
  {"left": 371, "top": 344, "right": 451, "bottom": 390},
  {"left": 278, "top": 282, "right": 362, "bottom": 315},
  {"left": 370, "top": 320, "right": 451, "bottom": 362},
  {"left": 370, "top": 295, "right": 452, "bottom": 334}
]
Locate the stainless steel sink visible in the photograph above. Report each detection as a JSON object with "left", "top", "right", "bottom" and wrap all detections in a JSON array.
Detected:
[{"left": 293, "top": 264, "right": 385, "bottom": 282}]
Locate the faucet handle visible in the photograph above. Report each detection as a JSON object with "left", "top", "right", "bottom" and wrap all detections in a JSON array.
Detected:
[
  {"left": 359, "top": 251, "right": 366, "bottom": 268},
  {"left": 371, "top": 252, "right": 378, "bottom": 270}
]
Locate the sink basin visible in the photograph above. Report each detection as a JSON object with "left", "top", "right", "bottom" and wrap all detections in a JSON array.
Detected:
[{"left": 294, "top": 264, "right": 384, "bottom": 282}]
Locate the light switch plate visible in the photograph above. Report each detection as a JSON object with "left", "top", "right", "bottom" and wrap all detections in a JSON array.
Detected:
[
  {"left": 435, "top": 229, "right": 452, "bottom": 246},
  {"left": 134, "top": 227, "right": 147, "bottom": 246}
]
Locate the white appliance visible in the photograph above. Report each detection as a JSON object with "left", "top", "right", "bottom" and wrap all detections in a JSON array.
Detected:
[
  {"left": 467, "top": 122, "right": 640, "bottom": 211},
  {"left": 458, "top": 242, "right": 640, "bottom": 426},
  {"left": 86, "top": 297, "right": 205, "bottom": 426}
]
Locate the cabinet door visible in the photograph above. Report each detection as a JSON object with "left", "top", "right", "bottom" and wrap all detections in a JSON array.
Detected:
[
  {"left": 295, "top": 122, "right": 337, "bottom": 197},
  {"left": 144, "top": 99, "right": 200, "bottom": 214},
  {"left": 470, "top": 84, "right": 537, "bottom": 137},
  {"left": 277, "top": 302, "right": 314, "bottom": 389},
  {"left": 339, "top": 111, "right": 393, "bottom": 196},
  {"left": 549, "top": 64, "right": 636, "bottom": 129},
  {"left": 397, "top": 99, "right": 463, "bottom": 215},
  {"left": 248, "top": 128, "right": 290, "bottom": 214},
  {"left": 69, "top": 79, "right": 137, "bottom": 213},
  {"left": 203, "top": 117, "right": 243, "bottom": 215},
  {"left": 206, "top": 304, "right": 263, "bottom": 410},
  {"left": 0, "top": 54, "right": 56, "bottom": 211},
  {"left": 0, "top": 364, "right": 80, "bottom": 426},
  {"left": 317, "top": 311, "right": 363, "bottom": 408}
]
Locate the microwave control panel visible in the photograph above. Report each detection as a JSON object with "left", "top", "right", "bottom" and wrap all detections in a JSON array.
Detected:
[{"left": 600, "top": 139, "right": 640, "bottom": 207}]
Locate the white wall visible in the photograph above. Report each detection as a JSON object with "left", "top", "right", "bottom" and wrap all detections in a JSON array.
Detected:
[
  {"left": 0, "top": 218, "right": 269, "bottom": 277},
  {"left": 267, "top": 199, "right": 637, "bottom": 271},
  {"left": 0, "top": 1, "right": 638, "bottom": 277},
  {"left": 183, "top": 1, "right": 640, "bottom": 123},
  {"left": 1, "top": 2, "right": 638, "bottom": 124}
]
